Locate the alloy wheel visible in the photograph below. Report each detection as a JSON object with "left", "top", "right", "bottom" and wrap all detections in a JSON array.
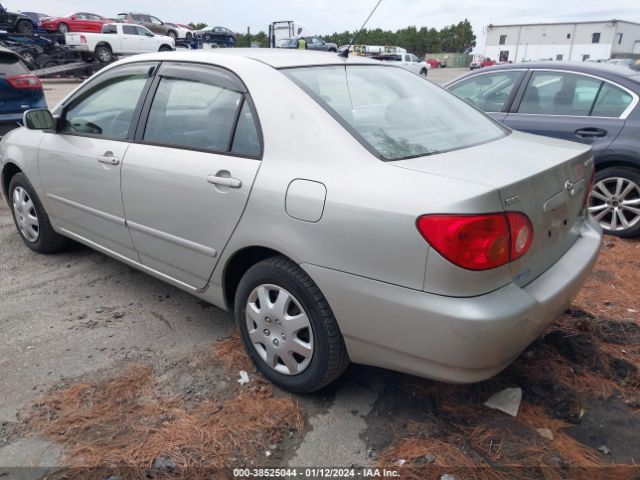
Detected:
[
  {"left": 12, "top": 186, "right": 39, "bottom": 242},
  {"left": 589, "top": 177, "right": 640, "bottom": 232},
  {"left": 245, "top": 284, "right": 314, "bottom": 375}
]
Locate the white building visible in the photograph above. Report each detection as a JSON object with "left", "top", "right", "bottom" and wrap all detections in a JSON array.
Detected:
[{"left": 484, "top": 19, "right": 640, "bottom": 63}]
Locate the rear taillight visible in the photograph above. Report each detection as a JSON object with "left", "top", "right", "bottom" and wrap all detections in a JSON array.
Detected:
[
  {"left": 80, "top": 35, "right": 87, "bottom": 43},
  {"left": 6, "top": 74, "right": 43, "bottom": 90},
  {"left": 416, "top": 212, "right": 533, "bottom": 271}
]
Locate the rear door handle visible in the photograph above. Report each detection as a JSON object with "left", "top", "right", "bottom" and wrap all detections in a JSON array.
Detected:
[
  {"left": 207, "top": 175, "right": 242, "bottom": 188},
  {"left": 97, "top": 154, "right": 120, "bottom": 166},
  {"left": 575, "top": 128, "right": 607, "bottom": 138}
]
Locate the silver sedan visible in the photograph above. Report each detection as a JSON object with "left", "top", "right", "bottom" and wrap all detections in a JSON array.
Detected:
[{"left": 0, "top": 50, "right": 602, "bottom": 392}]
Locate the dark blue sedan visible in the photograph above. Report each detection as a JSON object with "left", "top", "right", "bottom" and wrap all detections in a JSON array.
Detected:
[
  {"left": 0, "top": 46, "right": 47, "bottom": 138},
  {"left": 447, "top": 62, "right": 640, "bottom": 237}
]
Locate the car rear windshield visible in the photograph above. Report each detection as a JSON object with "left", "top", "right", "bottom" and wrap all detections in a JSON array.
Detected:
[
  {"left": 284, "top": 65, "right": 507, "bottom": 161},
  {"left": 0, "top": 52, "right": 29, "bottom": 76}
]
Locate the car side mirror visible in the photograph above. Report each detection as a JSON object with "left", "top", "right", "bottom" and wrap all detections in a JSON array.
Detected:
[{"left": 23, "top": 109, "right": 55, "bottom": 130}]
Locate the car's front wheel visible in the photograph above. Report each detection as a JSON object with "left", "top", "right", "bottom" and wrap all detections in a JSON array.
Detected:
[
  {"left": 419, "top": 68, "right": 428, "bottom": 77},
  {"left": 9, "top": 173, "right": 68, "bottom": 253},
  {"left": 588, "top": 166, "right": 640, "bottom": 237},
  {"left": 234, "top": 256, "right": 349, "bottom": 393}
]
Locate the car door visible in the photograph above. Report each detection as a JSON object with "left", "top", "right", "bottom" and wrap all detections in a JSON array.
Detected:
[
  {"left": 121, "top": 63, "right": 262, "bottom": 288},
  {"left": 38, "top": 62, "right": 158, "bottom": 260},
  {"left": 135, "top": 26, "right": 155, "bottom": 52},
  {"left": 504, "top": 70, "right": 627, "bottom": 156},
  {"left": 121, "top": 24, "right": 143, "bottom": 53},
  {"left": 447, "top": 70, "right": 527, "bottom": 123}
]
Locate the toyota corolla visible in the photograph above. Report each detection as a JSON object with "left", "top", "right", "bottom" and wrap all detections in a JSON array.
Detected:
[{"left": 0, "top": 50, "right": 602, "bottom": 393}]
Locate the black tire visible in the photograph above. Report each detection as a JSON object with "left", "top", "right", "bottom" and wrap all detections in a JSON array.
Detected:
[
  {"left": 328, "top": 48, "right": 337, "bottom": 53},
  {"left": 8, "top": 173, "right": 68, "bottom": 253},
  {"left": 18, "top": 50, "right": 36, "bottom": 66},
  {"left": 57, "top": 22, "right": 69, "bottom": 33},
  {"left": 158, "top": 45, "right": 172, "bottom": 52},
  {"left": 16, "top": 20, "right": 34, "bottom": 35},
  {"left": 589, "top": 166, "right": 640, "bottom": 238},
  {"left": 420, "top": 68, "right": 428, "bottom": 77},
  {"left": 203, "top": 33, "right": 212, "bottom": 42},
  {"left": 95, "top": 45, "right": 112, "bottom": 63},
  {"left": 234, "top": 256, "right": 350, "bottom": 393}
]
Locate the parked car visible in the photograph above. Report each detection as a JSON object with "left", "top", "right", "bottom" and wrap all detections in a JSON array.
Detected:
[
  {"left": 372, "top": 52, "right": 430, "bottom": 77},
  {"left": 19, "top": 12, "right": 49, "bottom": 32},
  {"left": 470, "top": 56, "right": 496, "bottom": 70},
  {"left": 0, "top": 50, "right": 601, "bottom": 392},
  {"left": 40, "top": 12, "right": 110, "bottom": 34},
  {"left": 197, "top": 26, "right": 236, "bottom": 46},
  {"left": 607, "top": 58, "right": 634, "bottom": 67},
  {"left": 65, "top": 23, "right": 175, "bottom": 63},
  {"left": 281, "top": 36, "right": 338, "bottom": 52},
  {"left": 1, "top": 33, "right": 80, "bottom": 68},
  {"left": 447, "top": 62, "right": 640, "bottom": 237},
  {"left": 116, "top": 13, "right": 179, "bottom": 40},
  {"left": 0, "top": 46, "right": 46, "bottom": 137},
  {"left": 164, "top": 23, "right": 192, "bottom": 40},
  {"left": 426, "top": 58, "right": 446, "bottom": 68},
  {"left": 0, "top": 3, "right": 34, "bottom": 34}
]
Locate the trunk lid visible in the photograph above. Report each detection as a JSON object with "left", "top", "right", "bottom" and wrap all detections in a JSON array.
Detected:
[{"left": 392, "top": 131, "right": 594, "bottom": 287}]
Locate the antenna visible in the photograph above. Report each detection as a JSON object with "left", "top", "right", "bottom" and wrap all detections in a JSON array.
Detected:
[{"left": 338, "top": 0, "right": 383, "bottom": 58}]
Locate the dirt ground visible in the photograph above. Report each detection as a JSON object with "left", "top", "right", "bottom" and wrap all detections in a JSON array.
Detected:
[{"left": 0, "top": 72, "right": 639, "bottom": 479}]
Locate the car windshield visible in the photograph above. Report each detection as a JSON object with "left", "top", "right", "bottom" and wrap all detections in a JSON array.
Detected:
[{"left": 284, "top": 65, "right": 507, "bottom": 161}]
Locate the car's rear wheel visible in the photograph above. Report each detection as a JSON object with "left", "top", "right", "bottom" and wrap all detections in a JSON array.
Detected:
[
  {"left": 588, "top": 166, "right": 640, "bottom": 238},
  {"left": 9, "top": 173, "right": 67, "bottom": 253},
  {"left": 95, "top": 45, "right": 112, "bottom": 63},
  {"left": 16, "top": 20, "right": 34, "bottom": 35},
  {"left": 57, "top": 22, "right": 69, "bottom": 33},
  {"left": 234, "top": 256, "right": 349, "bottom": 393},
  {"left": 419, "top": 68, "right": 428, "bottom": 77},
  {"left": 18, "top": 50, "right": 36, "bottom": 65},
  {"left": 167, "top": 30, "right": 177, "bottom": 40},
  {"left": 159, "top": 45, "right": 172, "bottom": 52}
]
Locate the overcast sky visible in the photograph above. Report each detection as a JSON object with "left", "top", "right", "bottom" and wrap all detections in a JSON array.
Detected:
[{"left": 10, "top": 0, "right": 640, "bottom": 49}]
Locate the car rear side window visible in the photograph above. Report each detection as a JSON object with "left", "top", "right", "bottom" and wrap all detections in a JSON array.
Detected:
[
  {"left": 590, "top": 82, "right": 634, "bottom": 117},
  {"left": 143, "top": 77, "right": 244, "bottom": 154},
  {"left": 518, "top": 72, "right": 602, "bottom": 116},
  {"left": 0, "top": 52, "right": 29, "bottom": 76},
  {"left": 103, "top": 24, "right": 117, "bottom": 34},
  {"left": 61, "top": 64, "right": 154, "bottom": 139},
  {"left": 449, "top": 71, "right": 524, "bottom": 112},
  {"left": 285, "top": 65, "right": 506, "bottom": 161}
]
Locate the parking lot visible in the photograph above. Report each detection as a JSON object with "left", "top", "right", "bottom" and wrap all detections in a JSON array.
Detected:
[{"left": 1, "top": 65, "right": 640, "bottom": 478}]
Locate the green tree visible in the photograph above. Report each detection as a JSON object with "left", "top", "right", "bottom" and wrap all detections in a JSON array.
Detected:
[{"left": 188, "top": 22, "right": 208, "bottom": 30}]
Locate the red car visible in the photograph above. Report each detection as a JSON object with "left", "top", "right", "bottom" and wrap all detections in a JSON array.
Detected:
[
  {"left": 40, "top": 12, "right": 109, "bottom": 33},
  {"left": 426, "top": 58, "right": 446, "bottom": 68}
]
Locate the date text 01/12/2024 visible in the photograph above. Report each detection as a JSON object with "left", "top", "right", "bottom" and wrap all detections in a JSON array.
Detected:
[{"left": 233, "top": 468, "right": 401, "bottom": 478}]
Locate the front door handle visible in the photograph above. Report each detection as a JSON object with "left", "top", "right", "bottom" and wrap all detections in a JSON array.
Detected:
[
  {"left": 575, "top": 128, "right": 607, "bottom": 138},
  {"left": 207, "top": 175, "right": 242, "bottom": 188},
  {"left": 97, "top": 154, "right": 120, "bottom": 166}
]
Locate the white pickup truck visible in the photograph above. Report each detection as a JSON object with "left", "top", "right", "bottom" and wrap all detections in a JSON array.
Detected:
[
  {"left": 66, "top": 23, "right": 175, "bottom": 63},
  {"left": 371, "top": 52, "right": 430, "bottom": 77}
]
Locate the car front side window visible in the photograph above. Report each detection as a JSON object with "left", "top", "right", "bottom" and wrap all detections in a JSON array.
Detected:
[
  {"left": 518, "top": 71, "right": 602, "bottom": 116},
  {"left": 449, "top": 71, "right": 524, "bottom": 112},
  {"left": 61, "top": 64, "right": 155, "bottom": 140}
]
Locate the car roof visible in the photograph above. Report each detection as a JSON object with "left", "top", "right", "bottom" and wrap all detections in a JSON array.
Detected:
[
  {"left": 464, "top": 61, "right": 640, "bottom": 85},
  {"left": 121, "top": 49, "right": 380, "bottom": 69}
]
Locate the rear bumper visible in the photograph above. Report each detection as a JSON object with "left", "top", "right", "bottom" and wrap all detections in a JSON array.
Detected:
[{"left": 302, "top": 217, "right": 602, "bottom": 383}]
